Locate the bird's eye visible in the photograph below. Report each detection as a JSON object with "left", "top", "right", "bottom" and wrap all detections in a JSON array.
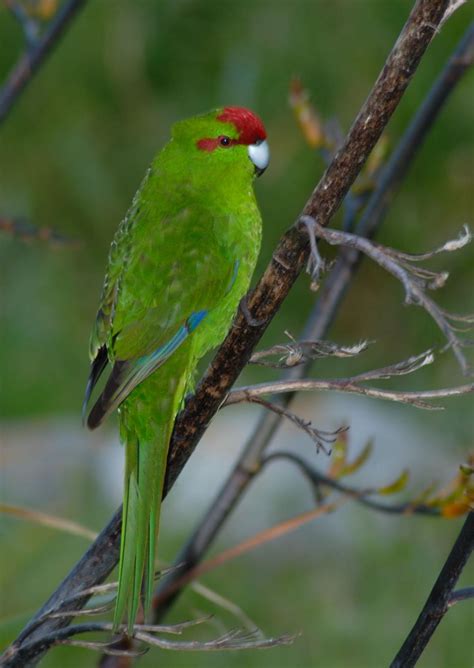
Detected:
[{"left": 219, "top": 136, "right": 232, "bottom": 147}]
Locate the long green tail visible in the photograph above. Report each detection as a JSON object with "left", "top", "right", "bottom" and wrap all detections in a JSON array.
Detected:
[{"left": 113, "top": 361, "right": 188, "bottom": 632}]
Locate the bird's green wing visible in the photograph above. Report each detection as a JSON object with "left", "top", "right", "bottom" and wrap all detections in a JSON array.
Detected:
[
  {"left": 85, "top": 191, "right": 238, "bottom": 428},
  {"left": 83, "top": 192, "right": 141, "bottom": 421},
  {"left": 89, "top": 199, "right": 140, "bottom": 363}
]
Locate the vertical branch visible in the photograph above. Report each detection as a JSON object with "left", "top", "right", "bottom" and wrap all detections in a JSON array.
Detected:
[
  {"left": 152, "top": 19, "right": 473, "bottom": 622},
  {"left": 390, "top": 513, "right": 474, "bottom": 668},
  {"left": 0, "top": 0, "right": 87, "bottom": 125}
]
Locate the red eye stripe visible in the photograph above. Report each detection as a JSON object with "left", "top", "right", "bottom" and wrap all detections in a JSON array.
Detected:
[{"left": 196, "top": 136, "right": 237, "bottom": 152}]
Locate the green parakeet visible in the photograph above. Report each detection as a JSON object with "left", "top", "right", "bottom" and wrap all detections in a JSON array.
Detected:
[{"left": 83, "top": 107, "right": 269, "bottom": 631}]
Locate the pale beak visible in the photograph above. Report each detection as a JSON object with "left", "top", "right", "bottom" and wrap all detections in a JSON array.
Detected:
[{"left": 248, "top": 139, "right": 269, "bottom": 176}]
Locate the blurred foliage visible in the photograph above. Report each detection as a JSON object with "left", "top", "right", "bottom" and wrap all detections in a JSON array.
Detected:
[
  {"left": 327, "top": 432, "right": 474, "bottom": 515},
  {"left": 1, "top": 1, "right": 473, "bottom": 667}
]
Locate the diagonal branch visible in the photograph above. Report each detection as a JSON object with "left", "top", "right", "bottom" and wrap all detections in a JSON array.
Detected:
[
  {"left": 4, "top": 0, "right": 40, "bottom": 49},
  {"left": 390, "top": 512, "right": 474, "bottom": 668},
  {"left": 0, "top": 503, "right": 97, "bottom": 541},
  {"left": 244, "top": 395, "right": 347, "bottom": 454},
  {"left": 1, "top": 2, "right": 453, "bottom": 666},
  {"left": 154, "top": 500, "right": 344, "bottom": 609},
  {"left": 0, "top": 0, "right": 87, "bottom": 125}
]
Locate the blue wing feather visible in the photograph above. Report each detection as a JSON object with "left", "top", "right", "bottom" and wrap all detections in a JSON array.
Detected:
[{"left": 86, "top": 309, "right": 208, "bottom": 429}]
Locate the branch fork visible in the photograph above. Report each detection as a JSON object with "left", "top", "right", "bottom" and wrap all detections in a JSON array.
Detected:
[{"left": 300, "top": 215, "right": 473, "bottom": 374}]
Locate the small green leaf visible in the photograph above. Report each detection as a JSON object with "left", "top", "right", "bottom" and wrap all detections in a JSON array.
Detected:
[
  {"left": 378, "top": 469, "right": 409, "bottom": 495},
  {"left": 339, "top": 439, "right": 373, "bottom": 477},
  {"left": 410, "top": 481, "right": 438, "bottom": 506},
  {"left": 327, "top": 432, "right": 349, "bottom": 478}
]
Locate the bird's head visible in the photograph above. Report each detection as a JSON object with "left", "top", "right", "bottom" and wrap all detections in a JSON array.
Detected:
[{"left": 172, "top": 106, "right": 269, "bottom": 178}]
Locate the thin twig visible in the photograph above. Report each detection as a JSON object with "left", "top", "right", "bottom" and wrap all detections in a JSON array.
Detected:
[
  {"left": 0, "top": 0, "right": 87, "bottom": 125},
  {"left": 1, "top": 3, "right": 452, "bottom": 666},
  {"left": 262, "top": 451, "right": 439, "bottom": 516},
  {"left": 4, "top": 0, "right": 40, "bottom": 48},
  {"left": 303, "top": 218, "right": 473, "bottom": 374},
  {"left": 190, "top": 582, "right": 259, "bottom": 631},
  {"left": 226, "top": 378, "right": 474, "bottom": 411},
  {"left": 0, "top": 503, "right": 97, "bottom": 540},
  {"left": 244, "top": 395, "right": 346, "bottom": 454},
  {"left": 0, "top": 620, "right": 293, "bottom": 665},
  {"left": 249, "top": 335, "right": 370, "bottom": 369},
  {"left": 347, "top": 348, "right": 435, "bottom": 382},
  {"left": 0, "top": 216, "right": 80, "bottom": 247},
  {"left": 154, "top": 500, "right": 343, "bottom": 609},
  {"left": 439, "top": 0, "right": 469, "bottom": 28},
  {"left": 390, "top": 512, "right": 474, "bottom": 668},
  {"left": 447, "top": 586, "right": 474, "bottom": 607}
]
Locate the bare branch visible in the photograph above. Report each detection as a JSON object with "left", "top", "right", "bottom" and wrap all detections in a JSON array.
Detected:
[
  {"left": 0, "top": 0, "right": 87, "bottom": 125},
  {"left": 0, "top": 503, "right": 97, "bottom": 541},
  {"left": 447, "top": 586, "right": 474, "bottom": 607},
  {"left": 0, "top": 216, "right": 80, "bottom": 247},
  {"left": 249, "top": 333, "right": 371, "bottom": 368},
  {"left": 303, "top": 217, "right": 473, "bottom": 374},
  {"left": 245, "top": 395, "right": 347, "bottom": 454},
  {"left": 154, "top": 500, "right": 342, "bottom": 610},
  {"left": 226, "top": 352, "right": 474, "bottom": 410},
  {"left": 262, "top": 451, "right": 439, "bottom": 516},
  {"left": 1, "top": 621, "right": 293, "bottom": 665},
  {"left": 227, "top": 379, "right": 473, "bottom": 411},
  {"left": 14, "top": 567, "right": 181, "bottom": 642},
  {"left": 4, "top": 0, "right": 40, "bottom": 49},
  {"left": 46, "top": 603, "right": 114, "bottom": 619},
  {"left": 190, "top": 582, "right": 259, "bottom": 631},
  {"left": 130, "top": 627, "right": 295, "bottom": 652},
  {"left": 381, "top": 224, "right": 472, "bottom": 262},
  {"left": 390, "top": 512, "right": 474, "bottom": 668},
  {"left": 348, "top": 349, "right": 435, "bottom": 382},
  {"left": 440, "top": 0, "right": 470, "bottom": 28}
]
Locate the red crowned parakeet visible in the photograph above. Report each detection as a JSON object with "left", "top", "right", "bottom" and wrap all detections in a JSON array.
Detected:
[{"left": 83, "top": 107, "right": 269, "bottom": 630}]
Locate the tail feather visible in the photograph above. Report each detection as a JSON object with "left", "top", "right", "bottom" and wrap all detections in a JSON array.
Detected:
[
  {"left": 113, "top": 433, "right": 167, "bottom": 633},
  {"left": 130, "top": 438, "right": 159, "bottom": 628},
  {"left": 113, "top": 354, "right": 190, "bottom": 632},
  {"left": 113, "top": 435, "right": 139, "bottom": 630},
  {"left": 145, "top": 495, "right": 158, "bottom": 612}
]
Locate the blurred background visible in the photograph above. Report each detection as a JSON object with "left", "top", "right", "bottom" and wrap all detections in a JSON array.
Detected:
[{"left": 0, "top": 1, "right": 473, "bottom": 666}]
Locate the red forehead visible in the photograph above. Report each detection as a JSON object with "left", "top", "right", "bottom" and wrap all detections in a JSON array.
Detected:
[{"left": 217, "top": 106, "right": 266, "bottom": 145}]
